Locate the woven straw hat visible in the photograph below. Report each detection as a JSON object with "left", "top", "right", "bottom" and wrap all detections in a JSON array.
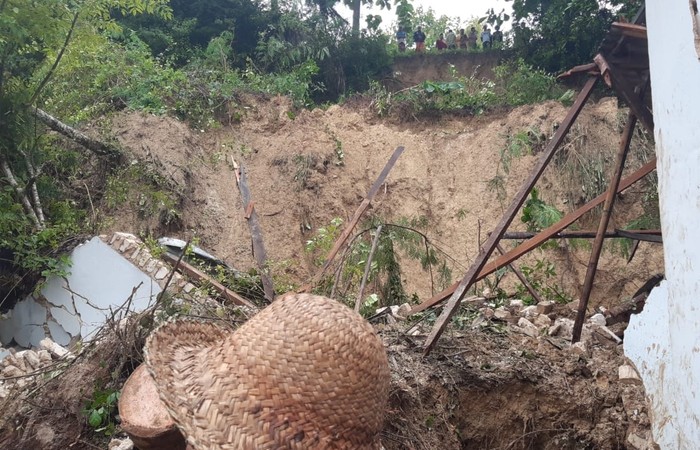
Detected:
[{"left": 144, "top": 293, "right": 390, "bottom": 449}]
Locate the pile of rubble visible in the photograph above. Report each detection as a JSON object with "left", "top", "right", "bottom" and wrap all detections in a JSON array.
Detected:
[
  {"left": 380, "top": 295, "right": 643, "bottom": 384},
  {"left": 0, "top": 338, "right": 72, "bottom": 397}
]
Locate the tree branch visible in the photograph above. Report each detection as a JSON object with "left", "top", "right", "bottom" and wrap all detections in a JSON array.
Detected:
[
  {"left": 0, "top": 157, "right": 43, "bottom": 230},
  {"left": 18, "top": 149, "right": 45, "bottom": 226},
  {"left": 29, "top": 10, "right": 80, "bottom": 105},
  {"left": 32, "top": 108, "right": 122, "bottom": 160}
]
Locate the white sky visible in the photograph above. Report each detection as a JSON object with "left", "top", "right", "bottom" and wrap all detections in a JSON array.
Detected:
[{"left": 338, "top": 0, "right": 513, "bottom": 31}]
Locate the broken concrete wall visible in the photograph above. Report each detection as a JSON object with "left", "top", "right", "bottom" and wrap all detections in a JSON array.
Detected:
[
  {"left": 0, "top": 233, "right": 197, "bottom": 350},
  {"left": 623, "top": 1, "right": 700, "bottom": 447}
]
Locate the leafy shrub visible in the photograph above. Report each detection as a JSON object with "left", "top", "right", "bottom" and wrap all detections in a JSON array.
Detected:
[
  {"left": 521, "top": 188, "right": 563, "bottom": 232},
  {"left": 370, "top": 66, "right": 497, "bottom": 119},
  {"left": 494, "top": 58, "right": 564, "bottom": 106}
]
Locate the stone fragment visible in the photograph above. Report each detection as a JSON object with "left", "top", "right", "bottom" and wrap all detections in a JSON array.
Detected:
[
  {"left": 589, "top": 313, "right": 607, "bottom": 326},
  {"left": 533, "top": 314, "right": 553, "bottom": 328},
  {"left": 509, "top": 299, "right": 524, "bottom": 309},
  {"left": 494, "top": 307, "right": 512, "bottom": 320},
  {"left": 37, "top": 350, "right": 52, "bottom": 363},
  {"left": 154, "top": 267, "right": 169, "bottom": 280},
  {"left": 40, "top": 338, "right": 68, "bottom": 358},
  {"left": 569, "top": 341, "right": 589, "bottom": 357},
  {"left": 22, "top": 350, "right": 41, "bottom": 371},
  {"left": 536, "top": 301, "right": 554, "bottom": 315},
  {"left": 521, "top": 305, "right": 538, "bottom": 317},
  {"left": 109, "top": 438, "right": 135, "bottom": 450},
  {"left": 550, "top": 318, "right": 575, "bottom": 338},
  {"left": 2, "top": 365, "right": 23, "bottom": 378},
  {"left": 619, "top": 364, "right": 643, "bottom": 385},
  {"left": 517, "top": 318, "right": 539, "bottom": 337},
  {"left": 627, "top": 431, "right": 655, "bottom": 450},
  {"left": 395, "top": 303, "right": 411, "bottom": 320},
  {"left": 482, "top": 308, "right": 495, "bottom": 319}
]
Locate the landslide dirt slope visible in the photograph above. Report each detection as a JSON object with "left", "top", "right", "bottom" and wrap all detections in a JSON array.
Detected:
[{"left": 110, "top": 95, "right": 662, "bottom": 308}]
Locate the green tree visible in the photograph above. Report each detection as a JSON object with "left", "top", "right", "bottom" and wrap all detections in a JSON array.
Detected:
[
  {"left": 0, "top": 0, "right": 170, "bottom": 280},
  {"left": 503, "top": 0, "right": 644, "bottom": 73}
]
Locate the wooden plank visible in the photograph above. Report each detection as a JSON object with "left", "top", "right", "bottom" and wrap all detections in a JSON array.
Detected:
[
  {"left": 410, "top": 158, "right": 658, "bottom": 315},
  {"left": 572, "top": 109, "right": 637, "bottom": 342},
  {"left": 161, "top": 252, "right": 256, "bottom": 308},
  {"left": 236, "top": 164, "right": 275, "bottom": 302},
  {"left": 422, "top": 77, "right": 598, "bottom": 354},
  {"left": 611, "top": 22, "right": 647, "bottom": 40},
  {"left": 301, "top": 146, "right": 405, "bottom": 291}
]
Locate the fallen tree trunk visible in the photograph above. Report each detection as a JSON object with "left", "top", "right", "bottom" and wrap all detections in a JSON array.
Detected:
[{"left": 33, "top": 108, "right": 122, "bottom": 160}]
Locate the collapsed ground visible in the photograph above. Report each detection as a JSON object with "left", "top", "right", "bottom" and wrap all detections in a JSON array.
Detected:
[{"left": 1, "top": 96, "right": 662, "bottom": 449}]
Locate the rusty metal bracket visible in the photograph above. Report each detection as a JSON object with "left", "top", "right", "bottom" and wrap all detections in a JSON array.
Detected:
[{"left": 422, "top": 76, "right": 599, "bottom": 355}]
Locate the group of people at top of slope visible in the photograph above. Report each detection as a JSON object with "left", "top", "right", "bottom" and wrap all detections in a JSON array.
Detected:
[{"left": 396, "top": 25, "right": 503, "bottom": 53}]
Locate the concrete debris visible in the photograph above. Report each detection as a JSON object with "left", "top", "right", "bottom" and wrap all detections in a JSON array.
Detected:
[
  {"left": 493, "top": 307, "right": 512, "bottom": 321},
  {"left": 0, "top": 232, "right": 225, "bottom": 352},
  {"left": 589, "top": 313, "right": 607, "bottom": 326},
  {"left": 520, "top": 305, "right": 538, "bottom": 318},
  {"left": 595, "top": 325, "right": 623, "bottom": 344},
  {"left": 626, "top": 431, "right": 658, "bottom": 450},
  {"left": 569, "top": 341, "right": 590, "bottom": 357},
  {"left": 536, "top": 301, "right": 554, "bottom": 315},
  {"left": 533, "top": 314, "right": 553, "bottom": 328},
  {"left": 516, "top": 318, "right": 540, "bottom": 337},
  {"left": 108, "top": 437, "right": 135, "bottom": 450},
  {"left": 509, "top": 299, "right": 524, "bottom": 309},
  {"left": 0, "top": 340, "right": 70, "bottom": 398},
  {"left": 40, "top": 338, "right": 69, "bottom": 358},
  {"left": 619, "top": 364, "right": 643, "bottom": 386}
]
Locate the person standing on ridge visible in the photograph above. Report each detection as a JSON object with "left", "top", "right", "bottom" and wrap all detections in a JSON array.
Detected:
[
  {"left": 436, "top": 34, "right": 447, "bottom": 51},
  {"left": 481, "top": 26, "right": 492, "bottom": 50},
  {"left": 446, "top": 29, "right": 457, "bottom": 50},
  {"left": 492, "top": 25, "right": 503, "bottom": 48},
  {"left": 459, "top": 29, "right": 468, "bottom": 49},
  {"left": 396, "top": 26, "right": 407, "bottom": 52},
  {"left": 468, "top": 27, "right": 478, "bottom": 50},
  {"left": 413, "top": 26, "right": 426, "bottom": 52}
]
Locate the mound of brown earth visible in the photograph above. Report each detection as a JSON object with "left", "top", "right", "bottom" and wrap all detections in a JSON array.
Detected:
[{"left": 109, "top": 95, "right": 662, "bottom": 309}]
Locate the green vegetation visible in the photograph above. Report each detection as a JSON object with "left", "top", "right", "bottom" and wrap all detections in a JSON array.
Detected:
[
  {"left": 517, "top": 259, "right": 572, "bottom": 305},
  {"left": 370, "top": 61, "right": 565, "bottom": 120},
  {"left": 306, "top": 216, "right": 453, "bottom": 315},
  {"left": 83, "top": 386, "right": 120, "bottom": 435}
]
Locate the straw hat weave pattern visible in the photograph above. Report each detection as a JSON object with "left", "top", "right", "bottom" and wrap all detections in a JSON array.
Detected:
[{"left": 144, "top": 293, "right": 390, "bottom": 449}]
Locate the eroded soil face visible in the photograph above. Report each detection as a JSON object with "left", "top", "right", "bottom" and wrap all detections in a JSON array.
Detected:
[{"left": 110, "top": 94, "right": 662, "bottom": 308}]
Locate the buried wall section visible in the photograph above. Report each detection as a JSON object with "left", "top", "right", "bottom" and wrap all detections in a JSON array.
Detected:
[{"left": 623, "top": 0, "right": 700, "bottom": 447}]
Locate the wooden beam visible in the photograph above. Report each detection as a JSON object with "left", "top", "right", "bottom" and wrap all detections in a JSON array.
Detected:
[
  {"left": 422, "top": 76, "right": 599, "bottom": 354},
  {"left": 301, "top": 146, "right": 405, "bottom": 291},
  {"left": 410, "top": 158, "right": 658, "bottom": 315},
  {"left": 611, "top": 22, "right": 647, "bottom": 40},
  {"left": 161, "top": 253, "right": 256, "bottom": 308},
  {"left": 236, "top": 164, "right": 275, "bottom": 302},
  {"left": 572, "top": 109, "right": 637, "bottom": 342}
]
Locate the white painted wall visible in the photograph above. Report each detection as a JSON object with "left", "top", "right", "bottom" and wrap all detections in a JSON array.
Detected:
[{"left": 624, "top": 1, "right": 700, "bottom": 448}]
